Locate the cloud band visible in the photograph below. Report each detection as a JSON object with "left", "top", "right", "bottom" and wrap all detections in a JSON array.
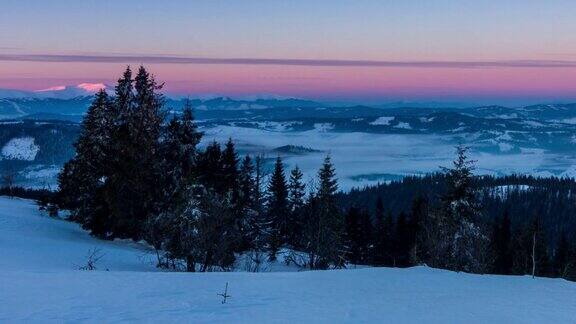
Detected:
[{"left": 1, "top": 53, "right": 576, "bottom": 69}]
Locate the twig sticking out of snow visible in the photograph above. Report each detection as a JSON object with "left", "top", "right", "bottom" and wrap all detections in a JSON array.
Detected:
[{"left": 217, "top": 282, "right": 231, "bottom": 304}]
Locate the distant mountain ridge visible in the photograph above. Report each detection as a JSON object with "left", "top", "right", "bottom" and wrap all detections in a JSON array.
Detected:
[
  {"left": 0, "top": 94, "right": 327, "bottom": 119},
  {"left": 4, "top": 88, "right": 576, "bottom": 127},
  {"left": 169, "top": 96, "right": 324, "bottom": 111}
]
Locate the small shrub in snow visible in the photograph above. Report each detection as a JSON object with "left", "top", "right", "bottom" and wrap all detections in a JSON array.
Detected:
[
  {"left": 78, "top": 248, "right": 104, "bottom": 271},
  {"left": 283, "top": 250, "right": 309, "bottom": 268},
  {"left": 242, "top": 251, "right": 269, "bottom": 272}
]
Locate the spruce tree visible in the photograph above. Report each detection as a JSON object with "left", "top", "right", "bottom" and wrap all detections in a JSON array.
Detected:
[
  {"left": 104, "top": 66, "right": 165, "bottom": 239},
  {"left": 58, "top": 89, "right": 113, "bottom": 236},
  {"left": 248, "top": 154, "right": 269, "bottom": 250},
  {"left": 159, "top": 100, "right": 202, "bottom": 209},
  {"left": 239, "top": 155, "right": 256, "bottom": 210},
  {"left": 220, "top": 139, "right": 244, "bottom": 252},
  {"left": 266, "top": 156, "right": 289, "bottom": 260},
  {"left": 197, "top": 141, "right": 224, "bottom": 193},
  {"left": 221, "top": 138, "right": 240, "bottom": 200},
  {"left": 304, "top": 155, "right": 343, "bottom": 269},
  {"left": 238, "top": 155, "right": 265, "bottom": 250},
  {"left": 253, "top": 154, "right": 266, "bottom": 215},
  {"left": 288, "top": 166, "right": 306, "bottom": 212},
  {"left": 148, "top": 101, "right": 203, "bottom": 254},
  {"left": 156, "top": 186, "right": 239, "bottom": 272},
  {"left": 115, "top": 66, "right": 134, "bottom": 117},
  {"left": 287, "top": 166, "right": 306, "bottom": 247},
  {"left": 439, "top": 145, "right": 489, "bottom": 273}
]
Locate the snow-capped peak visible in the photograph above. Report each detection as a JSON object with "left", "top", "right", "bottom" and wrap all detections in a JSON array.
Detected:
[
  {"left": 0, "top": 83, "right": 110, "bottom": 100},
  {"left": 76, "top": 83, "right": 107, "bottom": 92}
]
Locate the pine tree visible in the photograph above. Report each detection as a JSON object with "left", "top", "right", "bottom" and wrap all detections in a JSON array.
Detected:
[
  {"left": 492, "top": 210, "right": 513, "bottom": 274},
  {"left": 147, "top": 100, "right": 203, "bottom": 254},
  {"left": 221, "top": 138, "right": 240, "bottom": 200},
  {"left": 344, "top": 207, "right": 362, "bottom": 264},
  {"left": 553, "top": 232, "right": 573, "bottom": 279},
  {"left": 288, "top": 166, "right": 306, "bottom": 212},
  {"left": 371, "top": 197, "right": 393, "bottom": 266},
  {"left": 287, "top": 166, "right": 306, "bottom": 247},
  {"left": 193, "top": 189, "right": 239, "bottom": 271},
  {"left": 344, "top": 207, "right": 373, "bottom": 265},
  {"left": 266, "top": 156, "right": 289, "bottom": 260},
  {"left": 317, "top": 155, "right": 338, "bottom": 200},
  {"left": 178, "top": 103, "right": 203, "bottom": 176},
  {"left": 358, "top": 208, "right": 373, "bottom": 263},
  {"left": 246, "top": 154, "right": 269, "bottom": 250},
  {"left": 156, "top": 186, "right": 239, "bottom": 272},
  {"left": 253, "top": 154, "right": 266, "bottom": 215},
  {"left": 58, "top": 89, "right": 114, "bottom": 236},
  {"left": 159, "top": 100, "right": 202, "bottom": 209},
  {"left": 383, "top": 211, "right": 395, "bottom": 266},
  {"left": 512, "top": 216, "right": 551, "bottom": 277},
  {"left": 239, "top": 155, "right": 256, "bottom": 210},
  {"left": 439, "top": 145, "right": 489, "bottom": 273},
  {"left": 197, "top": 141, "right": 224, "bottom": 193},
  {"left": 238, "top": 155, "right": 265, "bottom": 250},
  {"left": 115, "top": 66, "right": 134, "bottom": 118},
  {"left": 304, "top": 155, "right": 343, "bottom": 269},
  {"left": 104, "top": 66, "right": 165, "bottom": 240},
  {"left": 394, "top": 211, "right": 411, "bottom": 267},
  {"left": 221, "top": 139, "right": 244, "bottom": 252},
  {"left": 409, "top": 195, "right": 428, "bottom": 265}
]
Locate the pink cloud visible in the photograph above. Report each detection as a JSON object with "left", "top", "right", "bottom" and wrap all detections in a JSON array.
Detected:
[{"left": 34, "top": 85, "right": 66, "bottom": 92}]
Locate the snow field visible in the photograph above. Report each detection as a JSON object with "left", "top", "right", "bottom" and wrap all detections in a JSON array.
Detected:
[{"left": 0, "top": 197, "right": 575, "bottom": 323}]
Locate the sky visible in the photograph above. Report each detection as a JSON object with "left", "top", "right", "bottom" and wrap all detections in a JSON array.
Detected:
[{"left": 2, "top": 0, "right": 576, "bottom": 104}]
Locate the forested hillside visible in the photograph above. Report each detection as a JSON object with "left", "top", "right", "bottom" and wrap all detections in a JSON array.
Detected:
[{"left": 340, "top": 174, "right": 576, "bottom": 240}]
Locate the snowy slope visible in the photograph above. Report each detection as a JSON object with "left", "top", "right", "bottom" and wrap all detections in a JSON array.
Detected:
[
  {"left": 0, "top": 198, "right": 156, "bottom": 272},
  {"left": 1, "top": 197, "right": 575, "bottom": 323}
]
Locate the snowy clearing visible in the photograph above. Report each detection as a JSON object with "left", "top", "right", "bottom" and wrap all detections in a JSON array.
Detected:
[
  {"left": 1, "top": 137, "right": 39, "bottom": 161},
  {"left": 0, "top": 197, "right": 575, "bottom": 323}
]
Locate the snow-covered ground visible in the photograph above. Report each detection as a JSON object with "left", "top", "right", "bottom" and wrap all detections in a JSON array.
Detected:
[{"left": 1, "top": 197, "right": 575, "bottom": 323}]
